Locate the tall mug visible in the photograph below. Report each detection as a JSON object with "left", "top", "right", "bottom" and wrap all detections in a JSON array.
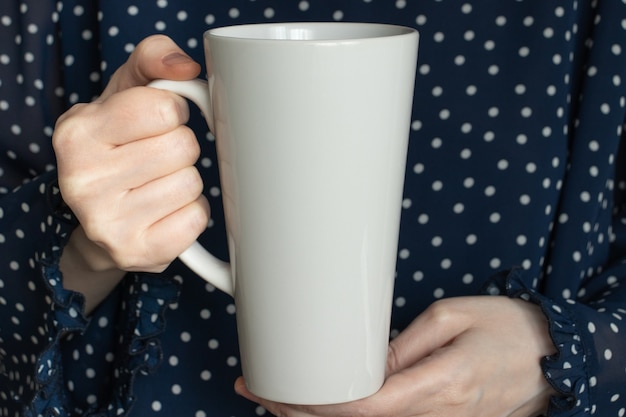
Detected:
[{"left": 150, "top": 22, "right": 419, "bottom": 405}]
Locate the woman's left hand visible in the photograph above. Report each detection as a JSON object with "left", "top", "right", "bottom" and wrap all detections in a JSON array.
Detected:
[{"left": 235, "top": 296, "right": 558, "bottom": 417}]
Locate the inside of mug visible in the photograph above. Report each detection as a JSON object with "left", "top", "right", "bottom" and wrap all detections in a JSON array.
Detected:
[{"left": 208, "top": 22, "right": 413, "bottom": 41}]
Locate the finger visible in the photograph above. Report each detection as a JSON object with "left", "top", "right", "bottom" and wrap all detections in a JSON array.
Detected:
[
  {"left": 140, "top": 195, "right": 211, "bottom": 269},
  {"left": 53, "top": 87, "right": 190, "bottom": 163},
  {"left": 123, "top": 166, "right": 205, "bottom": 227},
  {"left": 100, "top": 35, "right": 201, "bottom": 100},
  {"left": 381, "top": 343, "right": 479, "bottom": 416},
  {"left": 109, "top": 125, "right": 200, "bottom": 190},
  {"left": 105, "top": 194, "right": 210, "bottom": 272},
  {"left": 387, "top": 298, "right": 473, "bottom": 375},
  {"left": 235, "top": 375, "right": 411, "bottom": 417},
  {"left": 235, "top": 377, "right": 319, "bottom": 417},
  {"left": 97, "top": 87, "right": 191, "bottom": 146}
]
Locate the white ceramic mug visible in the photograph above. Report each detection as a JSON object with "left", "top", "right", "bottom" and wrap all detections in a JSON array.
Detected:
[{"left": 150, "top": 22, "right": 418, "bottom": 405}]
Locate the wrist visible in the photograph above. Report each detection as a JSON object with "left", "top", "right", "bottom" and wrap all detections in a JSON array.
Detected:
[{"left": 60, "top": 226, "right": 127, "bottom": 313}]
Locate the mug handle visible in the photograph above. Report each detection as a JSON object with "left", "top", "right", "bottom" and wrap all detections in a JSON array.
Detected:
[{"left": 148, "top": 79, "right": 234, "bottom": 297}]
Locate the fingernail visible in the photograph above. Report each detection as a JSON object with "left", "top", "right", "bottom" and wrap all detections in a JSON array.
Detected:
[{"left": 162, "top": 51, "right": 194, "bottom": 66}]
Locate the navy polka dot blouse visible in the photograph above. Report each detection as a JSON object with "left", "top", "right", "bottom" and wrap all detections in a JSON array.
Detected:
[{"left": 1, "top": 1, "right": 626, "bottom": 416}]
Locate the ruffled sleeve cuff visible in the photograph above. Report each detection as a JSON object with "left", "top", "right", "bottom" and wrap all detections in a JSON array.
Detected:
[
  {"left": 483, "top": 269, "right": 588, "bottom": 416},
  {"left": 24, "top": 177, "right": 180, "bottom": 417},
  {"left": 104, "top": 272, "right": 179, "bottom": 416}
]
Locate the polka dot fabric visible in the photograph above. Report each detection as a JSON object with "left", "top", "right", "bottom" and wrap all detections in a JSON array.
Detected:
[{"left": 1, "top": 1, "right": 626, "bottom": 416}]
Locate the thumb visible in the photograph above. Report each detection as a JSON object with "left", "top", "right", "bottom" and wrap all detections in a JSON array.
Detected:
[{"left": 100, "top": 34, "right": 201, "bottom": 100}]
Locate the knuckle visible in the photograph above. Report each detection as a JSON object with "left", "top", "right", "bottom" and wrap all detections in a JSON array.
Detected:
[
  {"left": 57, "top": 168, "right": 102, "bottom": 213},
  {"left": 58, "top": 177, "right": 88, "bottom": 209},
  {"left": 188, "top": 198, "right": 211, "bottom": 234},
  {"left": 81, "top": 215, "right": 114, "bottom": 246},
  {"left": 154, "top": 91, "right": 188, "bottom": 128},
  {"left": 185, "top": 166, "right": 204, "bottom": 192},
  {"left": 134, "top": 34, "right": 172, "bottom": 57},
  {"left": 52, "top": 104, "right": 94, "bottom": 153},
  {"left": 127, "top": 35, "right": 170, "bottom": 76},
  {"left": 177, "top": 126, "right": 201, "bottom": 162},
  {"left": 424, "top": 298, "right": 457, "bottom": 326}
]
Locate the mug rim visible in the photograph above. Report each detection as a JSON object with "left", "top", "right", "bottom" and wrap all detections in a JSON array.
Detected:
[{"left": 205, "top": 22, "right": 417, "bottom": 42}]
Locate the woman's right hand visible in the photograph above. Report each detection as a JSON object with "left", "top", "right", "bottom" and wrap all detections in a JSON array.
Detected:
[{"left": 53, "top": 35, "right": 210, "bottom": 312}]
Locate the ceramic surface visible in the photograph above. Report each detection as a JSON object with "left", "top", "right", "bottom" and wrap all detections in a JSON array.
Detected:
[{"left": 150, "top": 22, "right": 418, "bottom": 405}]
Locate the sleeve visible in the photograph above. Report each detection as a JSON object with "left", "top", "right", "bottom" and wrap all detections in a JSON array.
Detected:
[
  {"left": 486, "top": 114, "right": 626, "bottom": 413},
  {"left": 487, "top": 3, "right": 626, "bottom": 415},
  {"left": 486, "top": 265, "right": 626, "bottom": 416},
  {"left": 0, "top": 172, "right": 179, "bottom": 417}
]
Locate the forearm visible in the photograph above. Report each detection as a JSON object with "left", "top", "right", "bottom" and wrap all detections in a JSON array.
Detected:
[{"left": 60, "top": 225, "right": 127, "bottom": 314}]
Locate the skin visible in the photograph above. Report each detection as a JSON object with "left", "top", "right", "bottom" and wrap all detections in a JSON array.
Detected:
[
  {"left": 53, "top": 36, "right": 558, "bottom": 415},
  {"left": 54, "top": 35, "right": 210, "bottom": 313},
  {"left": 235, "top": 296, "right": 558, "bottom": 417}
]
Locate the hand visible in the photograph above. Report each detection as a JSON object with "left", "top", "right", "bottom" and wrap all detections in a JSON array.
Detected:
[
  {"left": 235, "top": 296, "right": 558, "bottom": 417},
  {"left": 54, "top": 35, "right": 209, "bottom": 311}
]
